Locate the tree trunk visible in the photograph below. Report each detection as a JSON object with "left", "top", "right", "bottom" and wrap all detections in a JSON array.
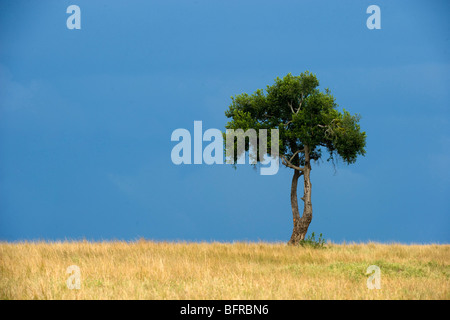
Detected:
[{"left": 288, "top": 147, "right": 313, "bottom": 245}]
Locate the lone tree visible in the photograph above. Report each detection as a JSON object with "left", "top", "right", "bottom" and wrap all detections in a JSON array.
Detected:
[{"left": 224, "top": 72, "right": 366, "bottom": 245}]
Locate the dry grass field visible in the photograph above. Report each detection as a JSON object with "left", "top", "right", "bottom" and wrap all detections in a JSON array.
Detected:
[{"left": 0, "top": 241, "right": 448, "bottom": 300}]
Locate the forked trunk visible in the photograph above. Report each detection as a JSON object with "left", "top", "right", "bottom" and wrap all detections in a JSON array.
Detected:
[{"left": 288, "top": 148, "right": 313, "bottom": 245}]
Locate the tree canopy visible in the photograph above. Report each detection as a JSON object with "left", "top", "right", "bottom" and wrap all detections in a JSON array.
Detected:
[{"left": 224, "top": 71, "right": 366, "bottom": 169}]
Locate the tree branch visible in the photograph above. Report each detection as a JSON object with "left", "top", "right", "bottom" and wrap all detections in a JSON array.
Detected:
[
  {"left": 295, "top": 94, "right": 303, "bottom": 114},
  {"left": 281, "top": 154, "right": 304, "bottom": 172},
  {"left": 288, "top": 101, "right": 295, "bottom": 114},
  {"left": 289, "top": 149, "right": 305, "bottom": 163},
  {"left": 288, "top": 95, "right": 304, "bottom": 115},
  {"left": 317, "top": 120, "right": 339, "bottom": 140}
]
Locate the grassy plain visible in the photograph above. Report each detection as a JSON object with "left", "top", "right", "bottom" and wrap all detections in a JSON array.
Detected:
[{"left": 0, "top": 241, "right": 448, "bottom": 299}]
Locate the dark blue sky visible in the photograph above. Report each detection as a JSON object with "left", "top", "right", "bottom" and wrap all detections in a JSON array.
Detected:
[{"left": 1, "top": 0, "right": 449, "bottom": 243}]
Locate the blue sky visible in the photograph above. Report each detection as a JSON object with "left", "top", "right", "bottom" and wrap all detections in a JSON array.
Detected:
[{"left": 0, "top": 0, "right": 448, "bottom": 243}]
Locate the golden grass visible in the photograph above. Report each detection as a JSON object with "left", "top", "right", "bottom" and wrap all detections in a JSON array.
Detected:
[{"left": 0, "top": 241, "right": 448, "bottom": 300}]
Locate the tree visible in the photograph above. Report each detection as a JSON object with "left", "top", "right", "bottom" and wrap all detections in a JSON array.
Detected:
[{"left": 224, "top": 72, "right": 366, "bottom": 245}]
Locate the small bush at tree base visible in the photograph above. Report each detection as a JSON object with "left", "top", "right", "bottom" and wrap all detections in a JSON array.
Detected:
[{"left": 299, "top": 232, "right": 326, "bottom": 248}]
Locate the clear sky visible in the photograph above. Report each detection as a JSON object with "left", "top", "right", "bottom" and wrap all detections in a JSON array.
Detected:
[{"left": 0, "top": 0, "right": 448, "bottom": 243}]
